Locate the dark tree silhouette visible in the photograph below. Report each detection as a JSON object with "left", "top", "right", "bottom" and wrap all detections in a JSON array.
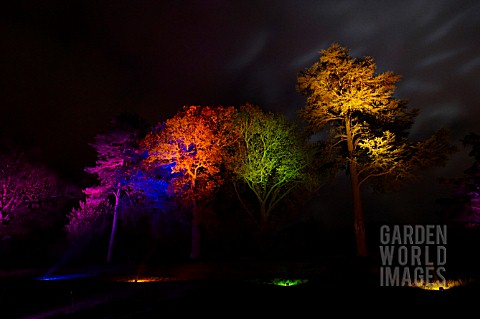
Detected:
[{"left": 438, "top": 132, "right": 480, "bottom": 228}]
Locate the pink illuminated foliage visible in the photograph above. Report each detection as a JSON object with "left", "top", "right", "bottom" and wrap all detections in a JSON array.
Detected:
[
  {"left": 65, "top": 196, "right": 112, "bottom": 237},
  {"left": 66, "top": 115, "right": 146, "bottom": 262}
]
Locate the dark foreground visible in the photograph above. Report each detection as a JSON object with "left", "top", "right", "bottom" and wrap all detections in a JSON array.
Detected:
[{"left": 1, "top": 257, "right": 478, "bottom": 318}]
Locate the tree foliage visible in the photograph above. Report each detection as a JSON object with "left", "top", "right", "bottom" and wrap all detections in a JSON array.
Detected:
[
  {"left": 141, "top": 105, "right": 236, "bottom": 203},
  {"left": 298, "top": 43, "right": 455, "bottom": 187},
  {"left": 0, "top": 151, "right": 62, "bottom": 229},
  {"left": 140, "top": 105, "right": 236, "bottom": 259},
  {"left": 297, "top": 43, "right": 457, "bottom": 256},
  {"left": 65, "top": 196, "right": 112, "bottom": 238},
  {"left": 66, "top": 114, "right": 147, "bottom": 262},
  {"left": 229, "top": 103, "right": 311, "bottom": 229}
]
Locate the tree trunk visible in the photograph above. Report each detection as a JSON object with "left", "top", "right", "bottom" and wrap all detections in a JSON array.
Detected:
[
  {"left": 107, "top": 187, "right": 121, "bottom": 263},
  {"left": 260, "top": 200, "right": 267, "bottom": 229},
  {"left": 345, "top": 117, "right": 368, "bottom": 257},
  {"left": 255, "top": 201, "right": 270, "bottom": 257},
  {"left": 349, "top": 164, "right": 368, "bottom": 257},
  {"left": 190, "top": 199, "right": 201, "bottom": 260}
]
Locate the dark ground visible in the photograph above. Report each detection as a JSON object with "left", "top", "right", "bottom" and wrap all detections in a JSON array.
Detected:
[
  {"left": 1, "top": 224, "right": 479, "bottom": 317},
  {"left": 1, "top": 255, "right": 479, "bottom": 318}
]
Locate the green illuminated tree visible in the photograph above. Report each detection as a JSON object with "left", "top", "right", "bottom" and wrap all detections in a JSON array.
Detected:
[
  {"left": 297, "top": 43, "right": 456, "bottom": 257},
  {"left": 230, "top": 103, "right": 311, "bottom": 230}
]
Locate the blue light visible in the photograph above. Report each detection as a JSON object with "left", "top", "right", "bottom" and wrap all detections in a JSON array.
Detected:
[
  {"left": 36, "top": 273, "right": 92, "bottom": 281},
  {"left": 130, "top": 170, "right": 169, "bottom": 202}
]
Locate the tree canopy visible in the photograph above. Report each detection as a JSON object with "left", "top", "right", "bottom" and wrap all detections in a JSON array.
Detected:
[
  {"left": 140, "top": 105, "right": 237, "bottom": 259},
  {"left": 229, "top": 103, "right": 311, "bottom": 229},
  {"left": 66, "top": 114, "right": 147, "bottom": 262},
  {"left": 297, "top": 43, "right": 457, "bottom": 256}
]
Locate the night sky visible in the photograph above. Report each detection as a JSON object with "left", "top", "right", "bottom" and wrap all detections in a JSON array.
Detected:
[{"left": 1, "top": 0, "right": 479, "bottom": 226}]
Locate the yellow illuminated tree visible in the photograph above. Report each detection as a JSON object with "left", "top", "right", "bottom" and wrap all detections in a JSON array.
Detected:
[{"left": 297, "top": 43, "right": 456, "bottom": 257}]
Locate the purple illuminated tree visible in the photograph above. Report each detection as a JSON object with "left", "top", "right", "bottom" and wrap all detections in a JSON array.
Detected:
[{"left": 66, "top": 114, "right": 147, "bottom": 262}]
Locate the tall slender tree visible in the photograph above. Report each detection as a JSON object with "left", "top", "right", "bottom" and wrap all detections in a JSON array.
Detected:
[
  {"left": 297, "top": 43, "right": 456, "bottom": 257},
  {"left": 66, "top": 114, "right": 147, "bottom": 262},
  {"left": 141, "top": 105, "right": 236, "bottom": 259}
]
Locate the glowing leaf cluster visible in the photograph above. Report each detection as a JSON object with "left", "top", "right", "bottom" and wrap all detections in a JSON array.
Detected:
[
  {"left": 142, "top": 105, "right": 236, "bottom": 203},
  {"left": 298, "top": 43, "right": 455, "bottom": 190},
  {"left": 357, "top": 130, "right": 408, "bottom": 186},
  {"left": 298, "top": 43, "right": 403, "bottom": 129}
]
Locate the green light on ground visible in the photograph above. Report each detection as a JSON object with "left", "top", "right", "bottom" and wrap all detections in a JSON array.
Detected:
[{"left": 271, "top": 278, "right": 308, "bottom": 286}]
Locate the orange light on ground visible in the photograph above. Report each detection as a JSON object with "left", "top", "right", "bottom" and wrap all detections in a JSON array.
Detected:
[
  {"left": 409, "top": 278, "right": 474, "bottom": 291},
  {"left": 113, "top": 276, "right": 176, "bottom": 283}
]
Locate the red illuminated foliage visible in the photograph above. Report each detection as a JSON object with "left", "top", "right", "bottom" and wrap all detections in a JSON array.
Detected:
[
  {"left": 141, "top": 105, "right": 236, "bottom": 259},
  {"left": 142, "top": 105, "right": 236, "bottom": 201}
]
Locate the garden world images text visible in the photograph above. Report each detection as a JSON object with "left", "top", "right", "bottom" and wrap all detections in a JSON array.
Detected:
[{"left": 379, "top": 225, "right": 447, "bottom": 286}]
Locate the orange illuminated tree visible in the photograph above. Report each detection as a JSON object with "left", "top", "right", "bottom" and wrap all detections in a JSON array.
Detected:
[
  {"left": 141, "top": 105, "right": 236, "bottom": 259},
  {"left": 297, "top": 43, "right": 456, "bottom": 257}
]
